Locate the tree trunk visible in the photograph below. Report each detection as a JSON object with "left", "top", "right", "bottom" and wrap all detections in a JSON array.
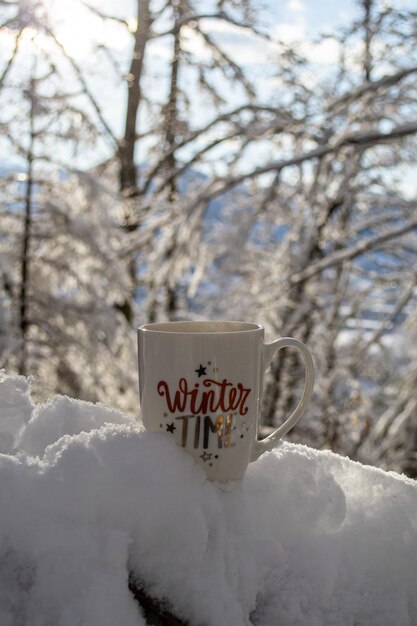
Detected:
[
  {"left": 119, "top": 0, "right": 151, "bottom": 198},
  {"left": 18, "top": 72, "right": 36, "bottom": 376},
  {"left": 116, "top": 0, "right": 151, "bottom": 324},
  {"left": 163, "top": 1, "right": 183, "bottom": 320},
  {"left": 363, "top": 0, "right": 373, "bottom": 81},
  {"left": 147, "top": 1, "right": 183, "bottom": 322}
]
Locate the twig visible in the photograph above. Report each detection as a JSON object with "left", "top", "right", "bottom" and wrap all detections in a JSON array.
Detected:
[
  {"left": 187, "top": 120, "right": 417, "bottom": 214},
  {"left": 289, "top": 216, "right": 417, "bottom": 285},
  {"left": 329, "top": 64, "right": 417, "bottom": 111},
  {"left": 45, "top": 27, "right": 119, "bottom": 149},
  {"left": 0, "top": 27, "right": 22, "bottom": 87}
]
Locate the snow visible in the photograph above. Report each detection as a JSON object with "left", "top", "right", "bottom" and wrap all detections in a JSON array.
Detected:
[{"left": 1, "top": 371, "right": 417, "bottom": 626}]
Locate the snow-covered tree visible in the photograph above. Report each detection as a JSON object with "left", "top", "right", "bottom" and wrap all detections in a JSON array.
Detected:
[
  {"left": 0, "top": 3, "right": 135, "bottom": 407},
  {"left": 188, "top": 0, "right": 417, "bottom": 475},
  {"left": 1, "top": 0, "right": 417, "bottom": 476}
]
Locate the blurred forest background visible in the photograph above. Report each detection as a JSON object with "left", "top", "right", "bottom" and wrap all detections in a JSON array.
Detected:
[{"left": 1, "top": 0, "right": 417, "bottom": 476}]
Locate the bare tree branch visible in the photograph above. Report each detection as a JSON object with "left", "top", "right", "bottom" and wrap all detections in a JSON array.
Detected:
[
  {"left": 192, "top": 119, "right": 417, "bottom": 209},
  {"left": 290, "top": 217, "right": 417, "bottom": 285},
  {"left": 0, "top": 27, "right": 22, "bottom": 87},
  {"left": 81, "top": 1, "right": 130, "bottom": 28},
  {"left": 141, "top": 104, "right": 286, "bottom": 194},
  {"left": 362, "top": 278, "right": 416, "bottom": 351},
  {"left": 197, "top": 28, "right": 256, "bottom": 98},
  {"left": 329, "top": 64, "right": 417, "bottom": 111},
  {"left": 44, "top": 28, "right": 119, "bottom": 149},
  {"left": 151, "top": 10, "right": 270, "bottom": 41}
]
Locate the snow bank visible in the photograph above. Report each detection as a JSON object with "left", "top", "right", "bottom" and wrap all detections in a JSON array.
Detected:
[{"left": 1, "top": 371, "right": 417, "bottom": 626}]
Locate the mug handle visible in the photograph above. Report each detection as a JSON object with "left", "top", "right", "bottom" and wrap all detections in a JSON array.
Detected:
[{"left": 251, "top": 337, "right": 314, "bottom": 462}]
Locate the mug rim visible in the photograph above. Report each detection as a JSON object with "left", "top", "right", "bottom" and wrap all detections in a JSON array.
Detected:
[{"left": 138, "top": 321, "right": 263, "bottom": 334}]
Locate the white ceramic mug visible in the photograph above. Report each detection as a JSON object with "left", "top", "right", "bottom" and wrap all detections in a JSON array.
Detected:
[{"left": 138, "top": 321, "right": 314, "bottom": 481}]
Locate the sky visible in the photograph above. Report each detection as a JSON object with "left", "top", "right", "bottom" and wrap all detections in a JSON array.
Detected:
[{"left": 0, "top": 0, "right": 416, "bottom": 196}]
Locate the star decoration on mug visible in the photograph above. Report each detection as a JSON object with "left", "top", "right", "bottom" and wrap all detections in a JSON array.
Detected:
[
  {"left": 195, "top": 364, "right": 207, "bottom": 377},
  {"left": 166, "top": 422, "right": 176, "bottom": 433},
  {"left": 200, "top": 451, "right": 212, "bottom": 462}
]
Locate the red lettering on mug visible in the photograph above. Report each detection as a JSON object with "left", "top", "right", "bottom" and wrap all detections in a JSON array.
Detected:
[{"left": 157, "top": 377, "right": 251, "bottom": 416}]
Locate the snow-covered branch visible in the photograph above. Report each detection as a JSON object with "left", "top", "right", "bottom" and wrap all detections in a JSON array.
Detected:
[{"left": 290, "top": 217, "right": 417, "bottom": 285}]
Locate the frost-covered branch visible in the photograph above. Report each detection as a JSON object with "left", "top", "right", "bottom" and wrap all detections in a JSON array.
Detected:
[
  {"left": 44, "top": 28, "right": 119, "bottom": 149},
  {"left": 329, "top": 64, "right": 417, "bottom": 112},
  {"left": 290, "top": 217, "right": 417, "bottom": 285},
  {"left": 189, "top": 120, "right": 417, "bottom": 211},
  {"left": 0, "top": 27, "right": 22, "bottom": 87}
]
